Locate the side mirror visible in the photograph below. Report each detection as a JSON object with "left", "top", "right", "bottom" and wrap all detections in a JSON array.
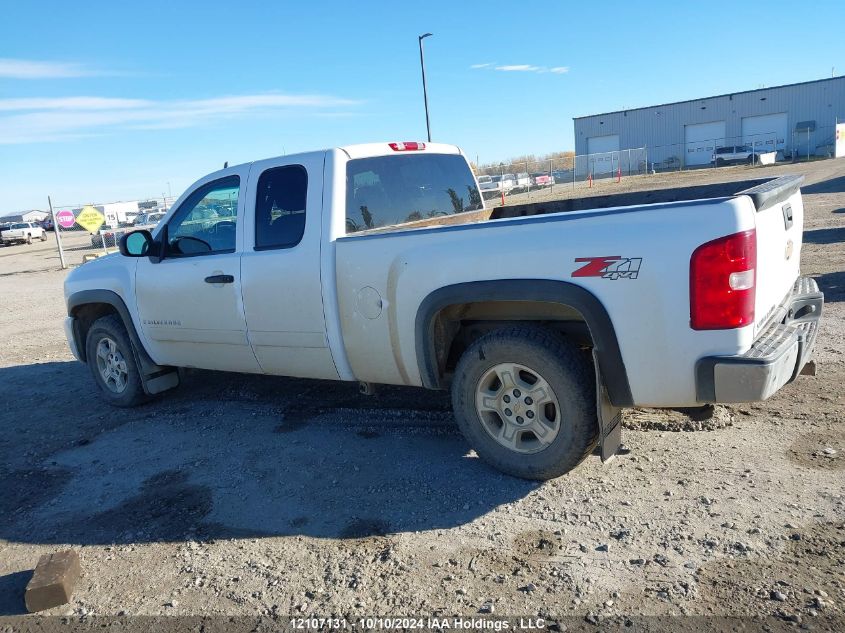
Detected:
[{"left": 119, "top": 230, "right": 153, "bottom": 257}]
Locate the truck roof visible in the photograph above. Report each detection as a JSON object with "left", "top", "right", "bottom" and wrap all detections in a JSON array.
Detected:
[{"left": 219, "top": 142, "right": 464, "bottom": 174}]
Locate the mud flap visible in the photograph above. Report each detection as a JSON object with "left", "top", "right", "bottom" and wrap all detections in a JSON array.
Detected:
[{"left": 593, "top": 350, "right": 622, "bottom": 462}]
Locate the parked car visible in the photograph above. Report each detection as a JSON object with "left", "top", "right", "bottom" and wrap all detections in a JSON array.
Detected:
[
  {"left": 91, "top": 230, "right": 121, "bottom": 248},
  {"left": 477, "top": 175, "right": 500, "bottom": 199},
  {"left": 63, "top": 141, "right": 821, "bottom": 480},
  {"left": 1, "top": 222, "right": 47, "bottom": 245},
  {"left": 500, "top": 173, "right": 517, "bottom": 192},
  {"left": 488, "top": 174, "right": 515, "bottom": 195},
  {"left": 712, "top": 145, "right": 760, "bottom": 166},
  {"left": 40, "top": 218, "right": 55, "bottom": 231},
  {"left": 92, "top": 212, "right": 166, "bottom": 247},
  {"left": 513, "top": 172, "right": 532, "bottom": 191},
  {"left": 531, "top": 173, "right": 554, "bottom": 188}
]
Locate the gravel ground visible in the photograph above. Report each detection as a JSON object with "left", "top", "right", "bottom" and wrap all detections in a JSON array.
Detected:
[{"left": 0, "top": 160, "right": 843, "bottom": 629}]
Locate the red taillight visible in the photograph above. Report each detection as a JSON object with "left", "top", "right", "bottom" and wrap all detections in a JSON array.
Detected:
[
  {"left": 690, "top": 229, "right": 756, "bottom": 330},
  {"left": 388, "top": 141, "right": 426, "bottom": 151}
]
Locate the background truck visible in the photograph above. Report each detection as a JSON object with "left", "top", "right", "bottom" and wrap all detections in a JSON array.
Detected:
[
  {"left": 63, "top": 141, "right": 822, "bottom": 479},
  {"left": 1, "top": 222, "right": 47, "bottom": 245}
]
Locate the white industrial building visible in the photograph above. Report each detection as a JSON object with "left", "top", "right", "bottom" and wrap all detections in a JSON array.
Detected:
[
  {"left": 0, "top": 210, "right": 48, "bottom": 223},
  {"left": 573, "top": 76, "right": 845, "bottom": 170}
]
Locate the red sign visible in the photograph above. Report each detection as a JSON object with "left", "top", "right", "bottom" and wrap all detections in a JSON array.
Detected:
[{"left": 56, "top": 210, "right": 76, "bottom": 229}]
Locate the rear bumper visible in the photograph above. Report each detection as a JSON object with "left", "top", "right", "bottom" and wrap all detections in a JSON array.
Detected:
[{"left": 696, "top": 276, "right": 823, "bottom": 403}]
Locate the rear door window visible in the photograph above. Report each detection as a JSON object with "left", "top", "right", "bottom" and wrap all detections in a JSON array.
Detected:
[
  {"left": 345, "top": 153, "right": 482, "bottom": 233},
  {"left": 254, "top": 165, "right": 308, "bottom": 250}
]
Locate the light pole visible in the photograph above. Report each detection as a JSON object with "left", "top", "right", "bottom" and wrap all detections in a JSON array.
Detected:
[{"left": 418, "top": 32, "right": 433, "bottom": 142}]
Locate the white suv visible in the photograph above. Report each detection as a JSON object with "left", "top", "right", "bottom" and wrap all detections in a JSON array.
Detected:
[{"left": 712, "top": 145, "right": 758, "bottom": 166}]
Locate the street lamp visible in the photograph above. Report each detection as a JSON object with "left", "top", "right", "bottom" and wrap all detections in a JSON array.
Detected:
[{"left": 418, "top": 32, "right": 433, "bottom": 142}]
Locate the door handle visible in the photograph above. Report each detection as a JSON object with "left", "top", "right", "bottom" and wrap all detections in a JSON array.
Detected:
[{"left": 204, "top": 274, "right": 234, "bottom": 284}]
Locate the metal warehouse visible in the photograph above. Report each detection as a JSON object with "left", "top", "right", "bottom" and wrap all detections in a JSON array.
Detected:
[{"left": 573, "top": 76, "right": 845, "bottom": 170}]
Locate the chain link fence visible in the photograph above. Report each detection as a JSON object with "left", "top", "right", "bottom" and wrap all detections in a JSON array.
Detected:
[
  {"left": 473, "top": 123, "right": 840, "bottom": 206},
  {"left": 50, "top": 197, "right": 176, "bottom": 266},
  {"left": 472, "top": 148, "right": 649, "bottom": 202}
]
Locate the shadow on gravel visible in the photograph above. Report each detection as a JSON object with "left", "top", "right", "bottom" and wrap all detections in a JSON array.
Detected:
[
  {"left": 0, "top": 570, "right": 31, "bottom": 616},
  {"left": 0, "top": 361, "right": 535, "bottom": 546},
  {"left": 803, "top": 226, "right": 845, "bottom": 245},
  {"left": 815, "top": 271, "right": 845, "bottom": 302},
  {"left": 802, "top": 174, "right": 845, "bottom": 195}
]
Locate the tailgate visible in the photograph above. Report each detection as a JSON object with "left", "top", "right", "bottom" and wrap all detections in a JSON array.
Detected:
[{"left": 744, "top": 176, "right": 804, "bottom": 330}]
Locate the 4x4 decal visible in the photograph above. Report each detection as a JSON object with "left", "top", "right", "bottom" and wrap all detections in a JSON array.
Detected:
[{"left": 572, "top": 256, "right": 642, "bottom": 280}]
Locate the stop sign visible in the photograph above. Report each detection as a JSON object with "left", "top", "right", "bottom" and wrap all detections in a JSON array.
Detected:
[{"left": 56, "top": 210, "right": 75, "bottom": 229}]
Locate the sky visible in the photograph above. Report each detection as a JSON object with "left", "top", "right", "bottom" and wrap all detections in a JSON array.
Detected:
[{"left": 1, "top": 0, "right": 843, "bottom": 212}]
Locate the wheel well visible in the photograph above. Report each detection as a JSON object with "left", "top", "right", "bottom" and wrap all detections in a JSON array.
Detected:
[
  {"left": 431, "top": 300, "right": 594, "bottom": 384},
  {"left": 71, "top": 302, "right": 119, "bottom": 361},
  {"left": 415, "top": 280, "right": 634, "bottom": 407}
]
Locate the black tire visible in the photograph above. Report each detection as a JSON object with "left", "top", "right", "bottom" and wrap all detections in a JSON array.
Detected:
[
  {"left": 85, "top": 314, "right": 149, "bottom": 407},
  {"left": 715, "top": 158, "right": 724, "bottom": 167},
  {"left": 451, "top": 325, "right": 598, "bottom": 480},
  {"left": 40, "top": 232, "right": 47, "bottom": 241},
  {"left": 25, "top": 234, "right": 32, "bottom": 244}
]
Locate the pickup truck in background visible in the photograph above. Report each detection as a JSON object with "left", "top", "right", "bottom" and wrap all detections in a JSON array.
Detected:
[
  {"left": 513, "top": 172, "right": 532, "bottom": 191},
  {"left": 2, "top": 222, "right": 47, "bottom": 245},
  {"left": 477, "top": 175, "right": 499, "bottom": 199},
  {"left": 63, "top": 141, "right": 822, "bottom": 480},
  {"left": 531, "top": 173, "right": 554, "bottom": 188}
]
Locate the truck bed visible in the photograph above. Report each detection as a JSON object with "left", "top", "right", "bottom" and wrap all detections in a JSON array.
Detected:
[
  {"left": 491, "top": 175, "right": 803, "bottom": 218},
  {"left": 354, "top": 175, "right": 803, "bottom": 235}
]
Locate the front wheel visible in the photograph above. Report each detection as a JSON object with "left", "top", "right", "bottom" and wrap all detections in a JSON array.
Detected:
[
  {"left": 451, "top": 326, "right": 598, "bottom": 480},
  {"left": 40, "top": 232, "right": 47, "bottom": 241},
  {"left": 85, "top": 315, "right": 149, "bottom": 407}
]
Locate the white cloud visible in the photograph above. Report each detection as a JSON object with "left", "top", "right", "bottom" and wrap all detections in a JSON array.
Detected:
[
  {"left": 471, "top": 63, "right": 570, "bottom": 75},
  {"left": 0, "top": 93, "right": 362, "bottom": 144},
  {"left": 495, "top": 65, "right": 541, "bottom": 72},
  {"left": 0, "top": 58, "right": 103, "bottom": 79},
  {"left": 0, "top": 97, "right": 152, "bottom": 111}
]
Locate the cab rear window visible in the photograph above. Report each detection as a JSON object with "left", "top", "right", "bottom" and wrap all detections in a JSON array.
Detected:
[{"left": 345, "top": 154, "right": 482, "bottom": 234}]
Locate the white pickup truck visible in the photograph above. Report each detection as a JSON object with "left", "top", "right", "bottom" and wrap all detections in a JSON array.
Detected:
[
  {"left": 2, "top": 222, "right": 47, "bottom": 245},
  {"left": 63, "top": 141, "right": 822, "bottom": 479}
]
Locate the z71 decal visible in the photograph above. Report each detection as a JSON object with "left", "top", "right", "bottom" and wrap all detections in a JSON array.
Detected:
[{"left": 572, "top": 256, "right": 642, "bottom": 280}]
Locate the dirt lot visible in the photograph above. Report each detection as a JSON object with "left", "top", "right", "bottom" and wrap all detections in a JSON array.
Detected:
[{"left": 0, "top": 160, "right": 843, "bottom": 628}]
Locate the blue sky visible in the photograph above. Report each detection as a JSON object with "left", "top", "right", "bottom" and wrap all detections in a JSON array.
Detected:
[{"left": 2, "top": 0, "right": 843, "bottom": 211}]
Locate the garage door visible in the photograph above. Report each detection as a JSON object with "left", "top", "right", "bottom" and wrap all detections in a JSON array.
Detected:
[
  {"left": 586, "top": 135, "right": 620, "bottom": 174},
  {"left": 684, "top": 121, "right": 726, "bottom": 167},
  {"left": 742, "top": 113, "right": 787, "bottom": 154},
  {"left": 587, "top": 134, "right": 620, "bottom": 155}
]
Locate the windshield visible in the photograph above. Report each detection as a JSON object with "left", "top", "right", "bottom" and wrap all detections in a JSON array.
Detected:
[
  {"left": 345, "top": 153, "right": 482, "bottom": 234},
  {"left": 11, "top": 223, "right": 27, "bottom": 229}
]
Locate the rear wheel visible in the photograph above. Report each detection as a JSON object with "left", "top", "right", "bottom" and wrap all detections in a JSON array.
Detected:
[
  {"left": 25, "top": 234, "right": 32, "bottom": 244},
  {"left": 40, "top": 232, "right": 47, "bottom": 241},
  {"left": 451, "top": 326, "right": 598, "bottom": 480},
  {"left": 85, "top": 315, "right": 149, "bottom": 407}
]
